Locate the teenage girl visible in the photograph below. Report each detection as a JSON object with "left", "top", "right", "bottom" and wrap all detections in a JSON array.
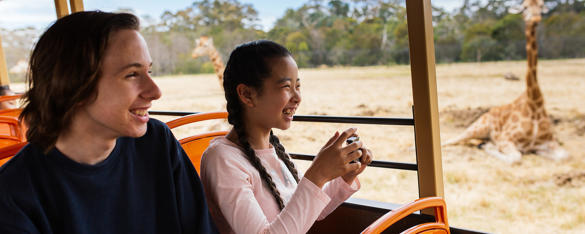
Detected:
[{"left": 201, "top": 40, "right": 373, "bottom": 234}]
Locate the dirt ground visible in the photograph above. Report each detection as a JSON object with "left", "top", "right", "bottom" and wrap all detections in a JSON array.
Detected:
[
  {"left": 141, "top": 58, "right": 585, "bottom": 233},
  {"left": 12, "top": 58, "right": 580, "bottom": 233}
]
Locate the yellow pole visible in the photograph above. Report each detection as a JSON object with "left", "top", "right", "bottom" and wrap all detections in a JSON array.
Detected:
[
  {"left": 406, "top": 0, "right": 445, "bottom": 215},
  {"left": 0, "top": 34, "right": 11, "bottom": 87},
  {"left": 69, "top": 0, "right": 84, "bottom": 13},
  {"left": 54, "top": 0, "right": 70, "bottom": 19}
]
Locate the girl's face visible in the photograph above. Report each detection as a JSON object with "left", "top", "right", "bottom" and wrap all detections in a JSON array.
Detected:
[{"left": 248, "top": 55, "right": 301, "bottom": 131}]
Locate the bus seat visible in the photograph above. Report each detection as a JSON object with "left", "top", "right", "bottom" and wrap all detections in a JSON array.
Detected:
[
  {"left": 0, "top": 94, "right": 23, "bottom": 114},
  {"left": 0, "top": 94, "right": 22, "bottom": 102},
  {"left": 0, "top": 108, "right": 22, "bottom": 118},
  {"left": 0, "top": 142, "right": 27, "bottom": 167},
  {"left": 0, "top": 116, "right": 25, "bottom": 143},
  {"left": 361, "top": 197, "right": 449, "bottom": 234},
  {"left": 166, "top": 112, "right": 228, "bottom": 175}
]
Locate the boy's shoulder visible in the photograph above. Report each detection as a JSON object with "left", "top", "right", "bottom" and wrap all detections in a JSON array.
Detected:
[
  {"left": 0, "top": 144, "right": 41, "bottom": 195},
  {"left": 138, "top": 118, "right": 172, "bottom": 141},
  {"left": 147, "top": 118, "right": 169, "bottom": 131}
]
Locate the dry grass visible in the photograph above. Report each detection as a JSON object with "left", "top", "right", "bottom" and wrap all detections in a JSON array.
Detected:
[{"left": 12, "top": 58, "right": 583, "bottom": 233}]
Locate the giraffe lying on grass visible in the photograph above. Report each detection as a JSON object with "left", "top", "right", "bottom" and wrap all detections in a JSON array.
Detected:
[{"left": 444, "top": 0, "right": 568, "bottom": 163}]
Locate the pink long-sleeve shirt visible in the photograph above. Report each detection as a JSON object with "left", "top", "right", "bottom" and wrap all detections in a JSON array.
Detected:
[{"left": 201, "top": 136, "right": 359, "bottom": 234}]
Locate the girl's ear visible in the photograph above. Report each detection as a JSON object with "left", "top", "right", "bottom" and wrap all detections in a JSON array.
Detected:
[{"left": 236, "top": 84, "right": 257, "bottom": 108}]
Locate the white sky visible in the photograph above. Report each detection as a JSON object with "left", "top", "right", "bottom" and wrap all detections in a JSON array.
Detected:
[{"left": 0, "top": 0, "right": 462, "bottom": 30}]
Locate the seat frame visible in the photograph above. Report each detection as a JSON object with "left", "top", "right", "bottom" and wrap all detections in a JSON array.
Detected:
[
  {"left": 361, "top": 197, "right": 449, "bottom": 234},
  {"left": 166, "top": 111, "right": 229, "bottom": 174}
]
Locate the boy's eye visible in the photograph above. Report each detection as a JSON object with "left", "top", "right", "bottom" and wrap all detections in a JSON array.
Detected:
[{"left": 125, "top": 72, "right": 137, "bottom": 78}]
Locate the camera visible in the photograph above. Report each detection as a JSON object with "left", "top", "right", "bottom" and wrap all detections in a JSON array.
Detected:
[{"left": 346, "top": 136, "right": 361, "bottom": 163}]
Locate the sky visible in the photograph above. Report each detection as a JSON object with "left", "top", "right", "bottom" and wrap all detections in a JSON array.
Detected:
[{"left": 0, "top": 0, "right": 462, "bottom": 30}]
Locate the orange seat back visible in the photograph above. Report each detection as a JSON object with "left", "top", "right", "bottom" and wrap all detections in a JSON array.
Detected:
[
  {"left": 0, "top": 142, "right": 27, "bottom": 167},
  {"left": 0, "top": 94, "right": 22, "bottom": 103},
  {"left": 178, "top": 131, "right": 228, "bottom": 175},
  {"left": 0, "top": 116, "right": 25, "bottom": 142},
  {"left": 0, "top": 94, "right": 23, "bottom": 116},
  {"left": 361, "top": 197, "right": 449, "bottom": 234},
  {"left": 0, "top": 105, "right": 26, "bottom": 142},
  {"left": 0, "top": 108, "right": 22, "bottom": 118},
  {"left": 166, "top": 112, "right": 228, "bottom": 175}
]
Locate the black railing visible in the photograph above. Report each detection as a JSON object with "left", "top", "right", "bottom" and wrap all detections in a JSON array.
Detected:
[
  {"left": 149, "top": 111, "right": 414, "bottom": 126},
  {"left": 150, "top": 110, "right": 418, "bottom": 171},
  {"left": 290, "top": 153, "right": 418, "bottom": 171}
]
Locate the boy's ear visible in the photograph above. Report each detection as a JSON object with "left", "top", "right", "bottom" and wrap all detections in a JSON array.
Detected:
[{"left": 236, "top": 84, "right": 257, "bottom": 108}]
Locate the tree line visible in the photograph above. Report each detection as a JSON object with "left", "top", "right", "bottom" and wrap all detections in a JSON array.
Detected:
[
  {"left": 2, "top": 0, "right": 585, "bottom": 76},
  {"left": 141, "top": 0, "right": 585, "bottom": 75}
]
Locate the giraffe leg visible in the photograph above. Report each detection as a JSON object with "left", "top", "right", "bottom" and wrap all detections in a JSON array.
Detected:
[
  {"left": 443, "top": 114, "right": 491, "bottom": 146},
  {"left": 534, "top": 141, "right": 569, "bottom": 161},
  {"left": 481, "top": 141, "right": 522, "bottom": 164}
]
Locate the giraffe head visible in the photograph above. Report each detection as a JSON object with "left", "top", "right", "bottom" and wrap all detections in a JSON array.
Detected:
[
  {"left": 192, "top": 36, "right": 215, "bottom": 59},
  {"left": 521, "top": 0, "right": 546, "bottom": 23}
]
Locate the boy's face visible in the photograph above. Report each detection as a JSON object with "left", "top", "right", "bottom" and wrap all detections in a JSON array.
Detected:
[{"left": 75, "top": 29, "right": 161, "bottom": 139}]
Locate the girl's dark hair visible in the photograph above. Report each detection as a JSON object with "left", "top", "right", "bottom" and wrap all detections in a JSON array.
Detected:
[
  {"left": 20, "top": 11, "right": 139, "bottom": 152},
  {"left": 223, "top": 40, "right": 300, "bottom": 210}
]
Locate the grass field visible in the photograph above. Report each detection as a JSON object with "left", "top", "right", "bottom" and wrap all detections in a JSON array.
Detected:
[
  {"left": 151, "top": 58, "right": 584, "bottom": 233},
  {"left": 14, "top": 58, "right": 583, "bottom": 233}
]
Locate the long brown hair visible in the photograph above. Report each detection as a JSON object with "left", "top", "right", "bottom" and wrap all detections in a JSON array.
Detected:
[
  {"left": 223, "top": 40, "right": 300, "bottom": 210},
  {"left": 20, "top": 11, "right": 139, "bottom": 152}
]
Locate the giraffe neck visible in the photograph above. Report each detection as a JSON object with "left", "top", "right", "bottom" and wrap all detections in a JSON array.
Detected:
[
  {"left": 524, "top": 21, "right": 544, "bottom": 109},
  {"left": 207, "top": 46, "right": 225, "bottom": 79}
]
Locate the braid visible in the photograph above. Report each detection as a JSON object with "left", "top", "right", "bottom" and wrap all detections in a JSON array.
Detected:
[
  {"left": 223, "top": 40, "right": 296, "bottom": 211},
  {"left": 228, "top": 102, "right": 287, "bottom": 210},
  {"left": 269, "top": 131, "right": 300, "bottom": 183}
]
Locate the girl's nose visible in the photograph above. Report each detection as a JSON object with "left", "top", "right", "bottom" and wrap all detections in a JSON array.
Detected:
[{"left": 291, "top": 89, "right": 301, "bottom": 104}]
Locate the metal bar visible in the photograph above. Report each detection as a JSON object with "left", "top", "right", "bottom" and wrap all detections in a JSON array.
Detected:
[
  {"left": 149, "top": 111, "right": 414, "bottom": 126},
  {"left": 69, "top": 0, "right": 84, "bottom": 13},
  {"left": 149, "top": 111, "right": 200, "bottom": 116},
  {"left": 290, "top": 153, "right": 418, "bottom": 171},
  {"left": 0, "top": 34, "right": 10, "bottom": 87},
  {"left": 293, "top": 115, "right": 413, "bottom": 126},
  {"left": 54, "top": 0, "right": 69, "bottom": 19},
  {"left": 406, "top": 0, "right": 445, "bottom": 214}
]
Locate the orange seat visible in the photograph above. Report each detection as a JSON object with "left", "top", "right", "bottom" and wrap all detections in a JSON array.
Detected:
[
  {"left": 0, "top": 142, "right": 27, "bottom": 167},
  {"left": 0, "top": 95, "right": 26, "bottom": 141},
  {"left": 166, "top": 112, "right": 228, "bottom": 175},
  {"left": 0, "top": 94, "right": 22, "bottom": 103},
  {"left": 0, "top": 116, "right": 25, "bottom": 143},
  {"left": 0, "top": 108, "right": 22, "bottom": 118},
  {"left": 0, "top": 94, "right": 23, "bottom": 117},
  {"left": 361, "top": 197, "right": 450, "bottom": 234}
]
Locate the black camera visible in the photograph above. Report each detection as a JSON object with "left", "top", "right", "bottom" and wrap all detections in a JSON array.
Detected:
[{"left": 346, "top": 136, "right": 361, "bottom": 163}]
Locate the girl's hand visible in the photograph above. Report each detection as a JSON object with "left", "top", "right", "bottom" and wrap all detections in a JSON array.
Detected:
[
  {"left": 304, "top": 128, "right": 363, "bottom": 188},
  {"left": 342, "top": 147, "right": 373, "bottom": 184}
]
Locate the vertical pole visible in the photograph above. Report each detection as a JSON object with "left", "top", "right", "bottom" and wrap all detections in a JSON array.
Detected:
[
  {"left": 0, "top": 34, "right": 10, "bottom": 87},
  {"left": 406, "top": 0, "right": 445, "bottom": 215},
  {"left": 69, "top": 0, "right": 84, "bottom": 13},
  {"left": 54, "top": 0, "right": 70, "bottom": 19}
]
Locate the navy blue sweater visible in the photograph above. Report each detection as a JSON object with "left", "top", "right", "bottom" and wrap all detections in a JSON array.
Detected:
[{"left": 0, "top": 119, "right": 217, "bottom": 233}]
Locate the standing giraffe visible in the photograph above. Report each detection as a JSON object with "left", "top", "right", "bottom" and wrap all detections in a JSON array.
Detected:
[
  {"left": 444, "top": 0, "right": 568, "bottom": 163},
  {"left": 192, "top": 36, "right": 224, "bottom": 87}
]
